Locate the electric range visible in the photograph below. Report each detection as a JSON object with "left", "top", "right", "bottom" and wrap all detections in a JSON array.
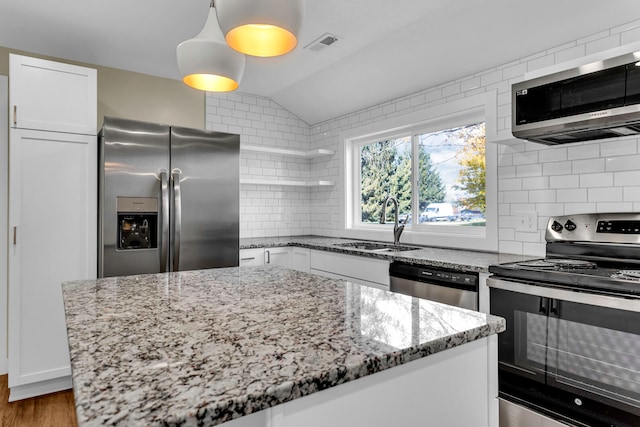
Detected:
[{"left": 488, "top": 213, "right": 640, "bottom": 427}]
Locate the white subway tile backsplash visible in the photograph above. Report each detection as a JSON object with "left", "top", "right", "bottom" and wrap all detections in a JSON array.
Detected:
[
  {"left": 516, "top": 164, "right": 543, "bottom": 177},
  {"left": 513, "top": 153, "right": 540, "bottom": 167},
  {"left": 588, "top": 187, "right": 623, "bottom": 202},
  {"left": 623, "top": 187, "right": 640, "bottom": 201},
  {"left": 529, "top": 190, "right": 557, "bottom": 203},
  {"left": 600, "top": 139, "right": 637, "bottom": 157},
  {"left": 522, "top": 176, "right": 549, "bottom": 190},
  {"left": 499, "top": 178, "right": 522, "bottom": 191},
  {"left": 606, "top": 154, "right": 640, "bottom": 171},
  {"left": 557, "top": 188, "right": 588, "bottom": 203},
  {"left": 596, "top": 202, "right": 633, "bottom": 212},
  {"left": 555, "top": 44, "right": 586, "bottom": 64},
  {"left": 586, "top": 34, "right": 621, "bottom": 54},
  {"left": 527, "top": 55, "right": 555, "bottom": 73},
  {"left": 207, "top": 19, "right": 640, "bottom": 250},
  {"left": 565, "top": 203, "right": 597, "bottom": 214},
  {"left": 549, "top": 175, "right": 579, "bottom": 189},
  {"left": 567, "top": 143, "right": 600, "bottom": 160},
  {"left": 572, "top": 158, "right": 605, "bottom": 174},
  {"left": 614, "top": 170, "right": 640, "bottom": 186},
  {"left": 498, "top": 165, "right": 517, "bottom": 178},
  {"left": 503, "top": 191, "right": 530, "bottom": 203},
  {"left": 538, "top": 146, "right": 567, "bottom": 163},
  {"left": 579, "top": 173, "right": 613, "bottom": 188},
  {"left": 542, "top": 161, "right": 572, "bottom": 176}
]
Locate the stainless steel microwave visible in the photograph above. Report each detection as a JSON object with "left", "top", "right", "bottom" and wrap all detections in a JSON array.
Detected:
[{"left": 512, "top": 51, "right": 640, "bottom": 145}]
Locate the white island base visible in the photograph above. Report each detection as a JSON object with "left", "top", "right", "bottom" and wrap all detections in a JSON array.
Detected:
[{"left": 226, "top": 336, "right": 498, "bottom": 427}]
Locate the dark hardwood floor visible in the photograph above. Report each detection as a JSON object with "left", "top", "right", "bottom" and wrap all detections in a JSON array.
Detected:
[{"left": 0, "top": 375, "right": 77, "bottom": 427}]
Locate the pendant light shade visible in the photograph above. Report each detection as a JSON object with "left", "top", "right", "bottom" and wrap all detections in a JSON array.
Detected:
[
  {"left": 177, "top": 4, "right": 245, "bottom": 92},
  {"left": 216, "top": 0, "right": 304, "bottom": 57}
]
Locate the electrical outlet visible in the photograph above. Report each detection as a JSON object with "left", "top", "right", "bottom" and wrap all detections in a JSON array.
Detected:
[{"left": 516, "top": 211, "right": 538, "bottom": 232}]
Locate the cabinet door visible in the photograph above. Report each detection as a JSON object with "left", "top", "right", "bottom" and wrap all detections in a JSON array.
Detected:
[
  {"left": 8, "top": 128, "right": 97, "bottom": 389},
  {"left": 9, "top": 54, "right": 97, "bottom": 134},
  {"left": 291, "top": 247, "right": 310, "bottom": 273},
  {"left": 265, "top": 247, "right": 291, "bottom": 267},
  {"left": 239, "top": 248, "right": 265, "bottom": 266}
]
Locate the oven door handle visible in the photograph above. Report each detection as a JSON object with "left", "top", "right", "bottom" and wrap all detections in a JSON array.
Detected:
[
  {"left": 487, "top": 277, "right": 640, "bottom": 313},
  {"left": 538, "top": 297, "right": 547, "bottom": 315}
]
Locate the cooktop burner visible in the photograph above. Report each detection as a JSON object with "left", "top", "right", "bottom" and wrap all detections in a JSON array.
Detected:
[
  {"left": 611, "top": 270, "right": 640, "bottom": 281},
  {"left": 490, "top": 258, "right": 640, "bottom": 297},
  {"left": 516, "top": 259, "right": 597, "bottom": 270}
]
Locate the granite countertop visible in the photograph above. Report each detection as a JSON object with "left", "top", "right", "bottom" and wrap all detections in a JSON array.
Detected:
[
  {"left": 240, "top": 235, "right": 534, "bottom": 272},
  {"left": 63, "top": 266, "right": 505, "bottom": 426}
]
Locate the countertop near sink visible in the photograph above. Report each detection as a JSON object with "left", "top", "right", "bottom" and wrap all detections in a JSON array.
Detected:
[
  {"left": 63, "top": 266, "right": 505, "bottom": 426},
  {"left": 240, "top": 235, "right": 534, "bottom": 273}
]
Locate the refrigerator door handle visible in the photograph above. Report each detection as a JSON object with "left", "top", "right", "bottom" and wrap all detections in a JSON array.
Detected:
[
  {"left": 172, "top": 169, "right": 182, "bottom": 271},
  {"left": 160, "top": 170, "right": 170, "bottom": 272}
]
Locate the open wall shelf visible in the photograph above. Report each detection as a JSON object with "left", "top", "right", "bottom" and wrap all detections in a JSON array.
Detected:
[
  {"left": 240, "top": 144, "right": 334, "bottom": 159},
  {"left": 240, "top": 179, "right": 335, "bottom": 187}
]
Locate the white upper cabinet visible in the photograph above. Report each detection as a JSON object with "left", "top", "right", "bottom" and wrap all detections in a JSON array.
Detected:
[{"left": 9, "top": 54, "right": 97, "bottom": 135}]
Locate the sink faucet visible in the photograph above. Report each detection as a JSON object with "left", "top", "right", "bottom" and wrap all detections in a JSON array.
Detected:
[{"left": 380, "top": 196, "right": 404, "bottom": 246}]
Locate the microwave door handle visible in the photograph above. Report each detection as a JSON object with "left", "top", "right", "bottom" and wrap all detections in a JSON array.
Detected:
[
  {"left": 172, "top": 169, "right": 182, "bottom": 272},
  {"left": 159, "top": 170, "right": 169, "bottom": 273}
]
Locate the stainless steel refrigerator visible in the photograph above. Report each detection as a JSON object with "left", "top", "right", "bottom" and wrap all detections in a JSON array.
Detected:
[{"left": 98, "top": 116, "right": 239, "bottom": 277}]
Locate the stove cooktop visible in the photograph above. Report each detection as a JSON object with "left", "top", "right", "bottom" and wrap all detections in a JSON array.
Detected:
[{"left": 489, "top": 258, "right": 640, "bottom": 297}]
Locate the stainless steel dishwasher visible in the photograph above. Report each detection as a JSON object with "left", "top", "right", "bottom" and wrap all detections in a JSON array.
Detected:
[{"left": 389, "top": 261, "right": 479, "bottom": 310}]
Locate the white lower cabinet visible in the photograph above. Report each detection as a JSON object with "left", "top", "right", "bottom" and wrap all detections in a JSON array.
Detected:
[
  {"left": 239, "top": 248, "right": 266, "bottom": 266},
  {"left": 264, "top": 247, "right": 291, "bottom": 267},
  {"left": 8, "top": 128, "right": 96, "bottom": 401},
  {"left": 239, "top": 247, "right": 310, "bottom": 273},
  {"left": 291, "top": 248, "right": 310, "bottom": 273},
  {"left": 309, "top": 250, "right": 390, "bottom": 290}
]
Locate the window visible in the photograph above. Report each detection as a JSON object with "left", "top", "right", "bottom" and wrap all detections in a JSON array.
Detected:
[{"left": 344, "top": 93, "right": 497, "bottom": 251}]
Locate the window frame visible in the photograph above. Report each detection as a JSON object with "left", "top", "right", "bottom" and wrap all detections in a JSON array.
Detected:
[{"left": 342, "top": 92, "right": 498, "bottom": 252}]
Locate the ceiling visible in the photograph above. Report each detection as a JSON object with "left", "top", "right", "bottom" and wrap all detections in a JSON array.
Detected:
[{"left": 2, "top": 0, "right": 640, "bottom": 125}]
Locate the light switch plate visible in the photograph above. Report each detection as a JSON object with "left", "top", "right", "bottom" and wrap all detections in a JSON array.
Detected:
[{"left": 515, "top": 211, "right": 538, "bottom": 232}]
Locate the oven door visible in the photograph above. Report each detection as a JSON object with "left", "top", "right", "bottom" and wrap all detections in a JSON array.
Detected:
[
  {"left": 547, "top": 298, "right": 640, "bottom": 414},
  {"left": 489, "top": 278, "right": 640, "bottom": 425},
  {"left": 488, "top": 285, "right": 548, "bottom": 383}
]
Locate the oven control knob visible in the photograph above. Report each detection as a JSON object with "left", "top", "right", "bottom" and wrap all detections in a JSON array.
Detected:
[
  {"left": 551, "top": 221, "right": 563, "bottom": 233},
  {"left": 564, "top": 220, "right": 577, "bottom": 231}
]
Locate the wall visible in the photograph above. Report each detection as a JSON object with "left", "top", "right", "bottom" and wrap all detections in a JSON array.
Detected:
[
  {"left": 305, "top": 19, "right": 640, "bottom": 256},
  {"left": 205, "top": 92, "right": 313, "bottom": 238},
  {"left": 0, "top": 46, "right": 204, "bottom": 130},
  {"left": 0, "top": 76, "right": 7, "bottom": 374}
]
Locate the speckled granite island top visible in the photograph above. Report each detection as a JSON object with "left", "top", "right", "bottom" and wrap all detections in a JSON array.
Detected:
[{"left": 63, "top": 266, "right": 505, "bottom": 426}]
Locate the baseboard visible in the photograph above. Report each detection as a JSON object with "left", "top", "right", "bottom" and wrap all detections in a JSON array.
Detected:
[{"left": 8, "top": 375, "right": 72, "bottom": 402}]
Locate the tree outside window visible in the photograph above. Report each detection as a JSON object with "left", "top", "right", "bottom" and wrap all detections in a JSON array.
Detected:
[{"left": 358, "top": 122, "right": 485, "bottom": 227}]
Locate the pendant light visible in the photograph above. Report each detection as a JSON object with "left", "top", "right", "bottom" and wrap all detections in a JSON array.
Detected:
[
  {"left": 176, "top": 1, "right": 245, "bottom": 92},
  {"left": 216, "top": 0, "right": 304, "bottom": 57}
]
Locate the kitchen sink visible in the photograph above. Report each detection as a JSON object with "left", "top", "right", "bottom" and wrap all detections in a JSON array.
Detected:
[{"left": 333, "top": 241, "right": 421, "bottom": 252}]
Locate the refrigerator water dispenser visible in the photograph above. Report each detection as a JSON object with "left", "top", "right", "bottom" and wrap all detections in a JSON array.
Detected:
[{"left": 117, "top": 197, "right": 158, "bottom": 250}]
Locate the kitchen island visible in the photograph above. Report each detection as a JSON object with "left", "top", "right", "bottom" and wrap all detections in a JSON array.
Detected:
[{"left": 62, "top": 266, "right": 505, "bottom": 426}]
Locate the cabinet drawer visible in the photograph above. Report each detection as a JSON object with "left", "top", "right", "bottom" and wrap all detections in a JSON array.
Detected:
[
  {"left": 239, "top": 248, "right": 264, "bottom": 266},
  {"left": 310, "top": 250, "right": 390, "bottom": 286}
]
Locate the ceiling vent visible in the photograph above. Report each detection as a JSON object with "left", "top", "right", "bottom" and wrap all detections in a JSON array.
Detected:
[{"left": 304, "top": 33, "right": 340, "bottom": 53}]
